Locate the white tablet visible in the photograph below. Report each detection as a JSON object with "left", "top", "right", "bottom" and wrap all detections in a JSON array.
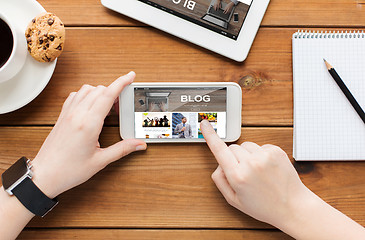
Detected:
[
  {"left": 101, "top": 0, "right": 270, "bottom": 62},
  {"left": 119, "top": 82, "right": 242, "bottom": 143}
]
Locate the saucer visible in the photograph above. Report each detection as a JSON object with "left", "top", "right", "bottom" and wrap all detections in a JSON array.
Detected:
[{"left": 0, "top": 0, "right": 57, "bottom": 114}]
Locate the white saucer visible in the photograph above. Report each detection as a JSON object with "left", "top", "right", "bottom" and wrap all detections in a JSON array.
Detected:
[{"left": 0, "top": 0, "right": 57, "bottom": 114}]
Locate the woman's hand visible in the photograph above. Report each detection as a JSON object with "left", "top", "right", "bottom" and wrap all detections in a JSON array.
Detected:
[
  {"left": 223, "top": 2, "right": 234, "bottom": 14},
  {"left": 214, "top": 0, "right": 221, "bottom": 10},
  {"left": 31, "top": 72, "right": 147, "bottom": 199},
  {"left": 200, "top": 120, "right": 365, "bottom": 240},
  {"left": 200, "top": 120, "right": 309, "bottom": 226}
]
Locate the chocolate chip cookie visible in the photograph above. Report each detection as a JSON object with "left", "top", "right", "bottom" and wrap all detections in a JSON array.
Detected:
[{"left": 25, "top": 12, "right": 65, "bottom": 62}]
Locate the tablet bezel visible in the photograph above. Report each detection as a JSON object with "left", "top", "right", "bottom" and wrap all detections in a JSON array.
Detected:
[
  {"left": 101, "top": 0, "right": 270, "bottom": 62},
  {"left": 119, "top": 82, "right": 242, "bottom": 143}
]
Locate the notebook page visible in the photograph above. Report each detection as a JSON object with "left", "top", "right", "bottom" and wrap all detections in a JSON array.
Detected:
[{"left": 293, "top": 32, "right": 365, "bottom": 160}]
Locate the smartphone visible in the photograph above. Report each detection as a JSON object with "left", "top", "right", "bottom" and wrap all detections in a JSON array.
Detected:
[
  {"left": 233, "top": 13, "right": 239, "bottom": 22},
  {"left": 119, "top": 82, "right": 242, "bottom": 143}
]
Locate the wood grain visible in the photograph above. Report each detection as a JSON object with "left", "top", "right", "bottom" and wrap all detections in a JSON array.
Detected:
[
  {"left": 0, "top": 27, "right": 294, "bottom": 126},
  {"left": 37, "top": 0, "right": 365, "bottom": 27},
  {"left": 0, "top": 127, "right": 364, "bottom": 228},
  {"left": 1, "top": 1, "right": 364, "bottom": 239},
  {"left": 18, "top": 229, "right": 294, "bottom": 240}
]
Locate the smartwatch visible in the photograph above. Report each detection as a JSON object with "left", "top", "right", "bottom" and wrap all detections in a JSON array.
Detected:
[{"left": 1, "top": 157, "right": 58, "bottom": 217}]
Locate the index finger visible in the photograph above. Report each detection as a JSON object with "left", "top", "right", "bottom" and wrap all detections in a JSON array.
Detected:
[
  {"left": 107, "top": 71, "right": 136, "bottom": 100},
  {"left": 90, "top": 71, "right": 135, "bottom": 117},
  {"left": 200, "top": 120, "right": 238, "bottom": 171}
]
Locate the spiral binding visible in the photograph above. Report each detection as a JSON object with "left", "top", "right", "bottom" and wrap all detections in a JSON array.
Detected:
[{"left": 293, "top": 30, "right": 365, "bottom": 39}]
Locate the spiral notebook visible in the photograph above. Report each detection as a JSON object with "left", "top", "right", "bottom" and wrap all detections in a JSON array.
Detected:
[{"left": 292, "top": 31, "right": 365, "bottom": 161}]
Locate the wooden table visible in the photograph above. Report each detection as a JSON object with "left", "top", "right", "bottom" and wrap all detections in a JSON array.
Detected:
[{"left": 1, "top": 0, "right": 364, "bottom": 239}]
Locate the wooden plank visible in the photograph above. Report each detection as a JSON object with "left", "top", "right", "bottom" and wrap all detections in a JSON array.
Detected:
[
  {"left": 264, "top": 0, "right": 365, "bottom": 27},
  {"left": 0, "top": 27, "right": 294, "bottom": 126},
  {"left": 37, "top": 0, "right": 365, "bottom": 27},
  {"left": 37, "top": 0, "right": 140, "bottom": 27},
  {"left": 18, "top": 229, "right": 293, "bottom": 240},
  {"left": 0, "top": 127, "right": 364, "bottom": 228}
]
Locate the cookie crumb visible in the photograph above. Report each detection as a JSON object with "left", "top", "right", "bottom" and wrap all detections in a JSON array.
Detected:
[{"left": 47, "top": 18, "right": 54, "bottom": 25}]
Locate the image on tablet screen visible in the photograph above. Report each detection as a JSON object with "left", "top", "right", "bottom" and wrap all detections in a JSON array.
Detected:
[
  {"left": 137, "top": 0, "right": 253, "bottom": 40},
  {"left": 134, "top": 87, "right": 227, "bottom": 139}
]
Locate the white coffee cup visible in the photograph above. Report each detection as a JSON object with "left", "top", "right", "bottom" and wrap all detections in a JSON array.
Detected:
[{"left": 0, "top": 12, "right": 27, "bottom": 83}]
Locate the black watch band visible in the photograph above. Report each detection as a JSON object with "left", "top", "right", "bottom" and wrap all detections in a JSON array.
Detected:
[{"left": 12, "top": 177, "right": 58, "bottom": 217}]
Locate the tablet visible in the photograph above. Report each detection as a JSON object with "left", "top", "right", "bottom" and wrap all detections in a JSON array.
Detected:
[{"left": 101, "top": 0, "right": 270, "bottom": 62}]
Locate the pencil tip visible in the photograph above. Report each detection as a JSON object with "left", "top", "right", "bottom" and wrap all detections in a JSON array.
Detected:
[{"left": 323, "top": 59, "right": 332, "bottom": 70}]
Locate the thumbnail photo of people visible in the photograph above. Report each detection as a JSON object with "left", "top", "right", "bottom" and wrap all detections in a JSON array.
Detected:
[
  {"left": 142, "top": 113, "right": 170, "bottom": 127},
  {"left": 137, "top": 112, "right": 172, "bottom": 139},
  {"left": 172, "top": 113, "right": 198, "bottom": 138}
]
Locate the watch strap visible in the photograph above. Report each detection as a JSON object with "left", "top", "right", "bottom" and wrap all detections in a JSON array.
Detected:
[{"left": 12, "top": 177, "right": 58, "bottom": 217}]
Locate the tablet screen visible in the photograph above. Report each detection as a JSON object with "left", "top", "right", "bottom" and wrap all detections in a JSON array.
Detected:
[
  {"left": 134, "top": 87, "right": 227, "bottom": 139},
  {"left": 137, "top": 0, "right": 253, "bottom": 40}
]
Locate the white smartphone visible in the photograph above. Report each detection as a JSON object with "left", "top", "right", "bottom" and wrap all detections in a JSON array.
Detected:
[{"left": 119, "top": 82, "right": 242, "bottom": 143}]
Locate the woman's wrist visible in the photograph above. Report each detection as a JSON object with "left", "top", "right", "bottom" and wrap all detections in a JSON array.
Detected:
[
  {"left": 0, "top": 186, "right": 35, "bottom": 239},
  {"left": 272, "top": 184, "right": 362, "bottom": 240},
  {"left": 30, "top": 158, "right": 59, "bottom": 199},
  {"left": 271, "top": 184, "right": 319, "bottom": 238},
  {"left": 276, "top": 185, "right": 365, "bottom": 240},
  {"left": 0, "top": 186, "right": 35, "bottom": 218}
]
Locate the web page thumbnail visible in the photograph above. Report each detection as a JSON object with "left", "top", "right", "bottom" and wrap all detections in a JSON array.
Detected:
[
  {"left": 138, "top": 0, "right": 253, "bottom": 40},
  {"left": 136, "top": 112, "right": 172, "bottom": 138},
  {"left": 197, "top": 112, "right": 226, "bottom": 138},
  {"left": 134, "top": 87, "right": 227, "bottom": 139},
  {"left": 172, "top": 112, "right": 198, "bottom": 138}
]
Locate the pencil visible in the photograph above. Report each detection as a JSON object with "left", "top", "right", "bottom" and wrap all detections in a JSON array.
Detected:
[{"left": 323, "top": 59, "right": 365, "bottom": 124}]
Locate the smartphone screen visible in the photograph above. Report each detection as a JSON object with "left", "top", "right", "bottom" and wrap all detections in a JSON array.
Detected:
[
  {"left": 134, "top": 87, "right": 227, "bottom": 139},
  {"left": 234, "top": 13, "right": 239, "bottom": 22}
]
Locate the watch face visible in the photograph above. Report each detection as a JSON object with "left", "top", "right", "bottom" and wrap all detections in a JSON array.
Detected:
[{"left": 1, "top": 157, "right": 29, "bottom": 190}]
